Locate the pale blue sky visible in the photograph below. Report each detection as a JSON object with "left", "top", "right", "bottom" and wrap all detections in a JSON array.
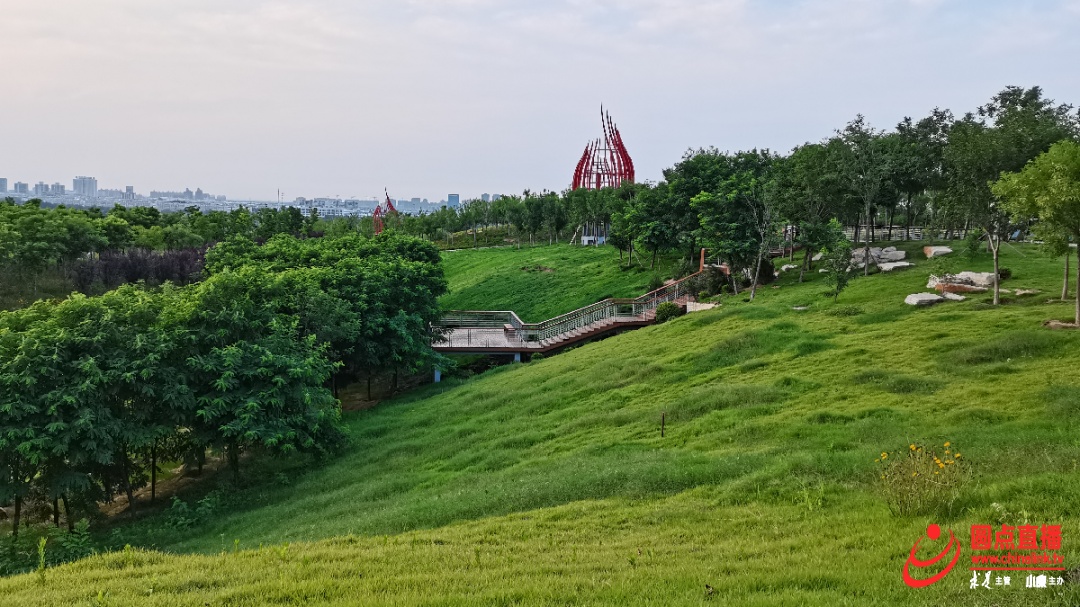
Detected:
[{"left": 2, "top": 0, "right": 1078, "bottom": 201}]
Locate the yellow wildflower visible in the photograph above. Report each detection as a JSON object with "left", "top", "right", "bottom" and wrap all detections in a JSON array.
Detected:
[
  {"left": 954, "top": 453, "right": 961, "bottom": 459},
  {"left": 910, "top": 444, "right": 916, "bottom": 451},
  {"left": 944, "top": 442, "right": 951, "bottom": 448}
]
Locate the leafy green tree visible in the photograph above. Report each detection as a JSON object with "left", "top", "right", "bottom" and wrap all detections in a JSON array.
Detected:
[
  {"left": 820, "top": 221, "right": 854, "bottom": 301},
  {"left": 943, "top": 86, "right": 1078, "bottom": 304},
  {"left": 838, "top": 115, "right": 893, "bottom": 276},
  {"left": 994, "top": 140, "right": 1080, "bottom": 324}
]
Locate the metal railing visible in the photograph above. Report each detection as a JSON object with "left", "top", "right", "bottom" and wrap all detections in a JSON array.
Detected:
[{"left": 436, "top": 272, "right": 701, "bottom": 350}]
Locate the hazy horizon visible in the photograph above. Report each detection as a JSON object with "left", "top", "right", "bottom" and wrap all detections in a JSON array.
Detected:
[{"left": 3, "top": 0, "right": 1079, "bottom": 202}]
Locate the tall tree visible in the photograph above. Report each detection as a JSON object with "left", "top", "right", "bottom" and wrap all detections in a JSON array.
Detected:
[{"left": 994, "top": 140, "right": 1080, "bottom": 325}]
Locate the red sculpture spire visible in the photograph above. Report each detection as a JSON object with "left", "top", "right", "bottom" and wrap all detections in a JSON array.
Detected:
[{"left": 571, "top": 107, "right": 635, "bottom": 190}]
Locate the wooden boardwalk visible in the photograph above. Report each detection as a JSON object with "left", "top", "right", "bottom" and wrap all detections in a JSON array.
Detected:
[{"left": 433, "top": 273, "right": 699, "bottom": 354}]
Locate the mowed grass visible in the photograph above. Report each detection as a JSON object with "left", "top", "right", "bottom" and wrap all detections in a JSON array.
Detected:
[
  {"left": 439, "top": 244, "right": 677, "bottom": 321},
  {"left": 4, "top": 242, "right": 1080, "bottom": 606}
]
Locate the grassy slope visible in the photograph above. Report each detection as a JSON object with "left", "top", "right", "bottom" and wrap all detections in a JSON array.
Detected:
[
  {"left": 4, "top": 242, "right": 1080, "bottom": 606},
  {"left": 439, "top": 244, "right": 677, "bottom": 321}
]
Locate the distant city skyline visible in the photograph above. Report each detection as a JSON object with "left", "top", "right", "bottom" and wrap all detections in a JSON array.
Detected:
[{"left": 2, "top": 2, "right": 1079, "bottom": 201}]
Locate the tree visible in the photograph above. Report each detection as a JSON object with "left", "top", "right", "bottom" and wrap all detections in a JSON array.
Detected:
[
  {"left": 994, "top": 140, "right": 1080, "bottom": 325},
  {"left": 943, "top": 86, "right": 1078, "bottom": 305},
  {"left": 838, "top": 115, "right": 893, "bottom": 276},
  {"left": 819, "top": 221, "right": 854, "bottom": 301},
  {"left": 771, "top": 142, "right": 850, "bottom": 281}
]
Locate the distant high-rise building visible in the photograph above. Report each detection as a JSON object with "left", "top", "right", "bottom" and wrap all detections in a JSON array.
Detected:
[
  {"left": 0, "top": 178, "right": 6, "bottom": 193},
  {"left": 14, "top": 182, "right": 29, "bottom": 194},
  {"left": 73, "top": 176, "right": 98, "bottom": 197},
  {"left": 448, "top": 194, "right": 460, "bottom": 207},
  {"left": 481, "top": 193, "right": 490, "bottom": 202},
  {"left": 492, "top": 194, "right": 502, "bottom": 201},
  {"left": 125, "top": 186, "right": 135, "bottom": 200},
  {"left": 50, "top": 183, "right": 65, "bottom": 195},
  {"left": 34, "top": 182, "right": 49, "bottom": 196}
]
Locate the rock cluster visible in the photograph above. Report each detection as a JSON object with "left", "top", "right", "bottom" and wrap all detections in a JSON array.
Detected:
[
  {"left": 850, "top": 246, "right": 907, "bottom": 269},
  {"left": 927, "top": 272, "right": 996, "bottom": 293}
]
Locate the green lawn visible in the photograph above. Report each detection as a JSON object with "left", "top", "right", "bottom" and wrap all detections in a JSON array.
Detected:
[
  {"left": 439, "top": 244, "right": 678, "bottom": 322},
  {"left": 3, "top": 242, "right": 1079, "bottom": 606}
]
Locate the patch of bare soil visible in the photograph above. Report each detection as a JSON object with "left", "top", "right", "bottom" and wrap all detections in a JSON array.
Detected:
[
  {"left": 521, "top": 265, "right": 555, "bottom": 273},
  {"left": 1043, "top": 320, "right": 1079, "bottom": 330}
]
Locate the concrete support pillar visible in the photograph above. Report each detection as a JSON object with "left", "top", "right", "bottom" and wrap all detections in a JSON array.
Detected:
[
  {"left": 434, "top": 368, "right": 442, "bottom": 383},
  {"left": 514, "top": 353, "right": 522, "bottom": 363}
]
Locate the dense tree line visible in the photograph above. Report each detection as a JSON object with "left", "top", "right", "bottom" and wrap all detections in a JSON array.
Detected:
[
  {"left": 383, "top": 87, "right": 1078, "bottom": 302},
  {"left": 0, "top": 233, "right": 446, "bottom": 537}
]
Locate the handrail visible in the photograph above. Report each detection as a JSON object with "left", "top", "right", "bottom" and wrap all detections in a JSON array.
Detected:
[{"left": 437, "top": 271, "right": 702, "bottom": 348}]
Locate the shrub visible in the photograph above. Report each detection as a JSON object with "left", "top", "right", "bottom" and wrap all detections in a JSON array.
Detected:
[
  {"left": 646, "top": 275, "right": 664, "bottom": 293},
  {"left": 825, "top": 305, "right": 863, "bottom": 317},
  {"left": 876, "top": 441, "right": 970, "bottom": 516},
  {"left": 654, "top": 302, "right": 684, "bottom": 324},
  {"left": 997, "top": 267, "right": 1012, "bottom": 280},
  {"left": 963, "top": 231, "right": 983, "bottom": 259}
]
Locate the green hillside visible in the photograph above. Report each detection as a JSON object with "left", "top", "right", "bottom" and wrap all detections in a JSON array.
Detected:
[
  {"left": 2, "top": 242, "right": 1079, "bottom": 606},
  {"left": 439, "top": 244, "right": 677, "bottom": 321}
]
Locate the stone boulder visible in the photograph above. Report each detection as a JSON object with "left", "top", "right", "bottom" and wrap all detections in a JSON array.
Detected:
[
  {"left": 924, "top": 246, "right": 953, "bottom": 259},
  {"left": 879, "top": 262, "right": 914, "bottom": 272},
  {"left": 953, "top": 271, "right": 997, "bottom": 288},
  {"left": 905, "top": 293, "right": 945, "bottom": 306},
  {"left": 943, "top": 292, "right": 967, "bottom": 302},
  {"left": 812, "top": 252, "right": 823, "bottom": 262},
  {"left": 879, "top": 250, "right": 907, "bottom": 262},
  {"left": 781, "top": 264, "right": 798, "bottom": 272},
  {"left": 927, "top": 273, "right": 990, "bottom": 293}
]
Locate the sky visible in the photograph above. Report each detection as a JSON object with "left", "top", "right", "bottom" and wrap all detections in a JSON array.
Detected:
[{"left": 2, "top": 0, "right": 1079, "bottom": 202}]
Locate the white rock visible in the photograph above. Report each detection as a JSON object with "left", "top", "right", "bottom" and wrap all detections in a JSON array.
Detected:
[
  {"left": 905, "top": 293, "right": 945, "bottom": 306},
  {"left": 819, "top": 269, "right": 828, "bottom": 273},
  {"left": 954, "top": 271, "right": 997, "bottom": 288},
  {"left": 883, "top": 246, "right": 897, "bottom": 253},
  {"left": 943, "top": 292, "right": 966, "bottom": 302},
  {"left": 924, "top": 246, "right": 953, "bottom": 258},
  {"left": 812, "top": 253, "right": 823, "bottom": 262},
  {"left": 879, "top": 250, "right": 907, "bottom": 262},
  {"left": 781, "top": 264, "right": 798, "bottom": 272},
  {"left": 792, "top": 306, "right": 810, "bottom": 311},
  {"left": 879, "top": 262, "right": 915, "bottom": 272},
  {"left": 1015, "top": 289, "right": 1040, "bottom": 296}
]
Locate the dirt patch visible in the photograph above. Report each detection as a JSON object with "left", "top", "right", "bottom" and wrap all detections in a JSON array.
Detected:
[
  {"left": 1043, "top": 320, "right": 1079, "bottom": 330},
  {"left": 521, "top": 265, "right": 555, "bottom": 273}
]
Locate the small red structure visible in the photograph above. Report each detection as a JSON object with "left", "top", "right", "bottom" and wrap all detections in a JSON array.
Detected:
[
  {"left": 572, "top": 107, "right": 635, "bottom": 190},
  {"left": 373, "top": 189, "right": 398, "bottom": 235}
]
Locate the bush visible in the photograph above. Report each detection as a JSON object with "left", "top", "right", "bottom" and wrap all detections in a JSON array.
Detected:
[
  {"left": 963, "top": 231, "right": 983, "bottom": 259},
  {"left": 875, "top": 441, "right": 970, "bottom": 516},
  {"left": 646, "top": 275, "right": 664, "bottom": 293},
  {"left": 654, "top": 302, "right": 684, "bottom": 324},
  {"left": 997, "top": 267, "right": 1012, "bottom": 280}
]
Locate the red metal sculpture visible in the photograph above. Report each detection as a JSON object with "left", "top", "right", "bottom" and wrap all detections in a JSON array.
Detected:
[
  {"left": 373, "top": 189, "right": 398, "bottom": 235},
  {"left": 572, "top": 107, "right": 635, "bottom": 190}
]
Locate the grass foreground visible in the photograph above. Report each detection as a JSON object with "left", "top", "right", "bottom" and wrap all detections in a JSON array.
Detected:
[{"left": 2, "top": 241, "right": 1079, "bottom": 606}]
